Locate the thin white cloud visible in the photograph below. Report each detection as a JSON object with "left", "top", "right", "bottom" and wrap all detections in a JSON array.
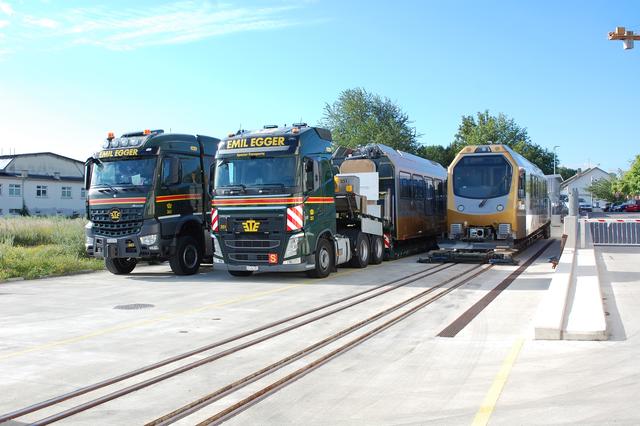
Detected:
[
  {"left": 0, "top": 19, "right": 9, "bottom": 29},
  {"left": 23, "top": 16, "right": 59, "bottom": 29},
  {"left": 0, "top": 1, "right": 13, "bottom": 16},
  {"left": 61, "top": 2, "right": 302, "bottom": 50}
]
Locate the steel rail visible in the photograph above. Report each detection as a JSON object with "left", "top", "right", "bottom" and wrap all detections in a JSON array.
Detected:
[
  {"left": 196, "top": 241, "right": 552, "bottom": 425},
  {"left": 198, "top": 266, "right": 494, "bottom": 425},
  {"left": 26, "top": 264, "right": 457, "bottom": 425},
  {"left": 0, "top": 264, "right": 445, "bottom": 424},
  {"left": 147, "top": 264, "right": 487, "bottom": 426}
]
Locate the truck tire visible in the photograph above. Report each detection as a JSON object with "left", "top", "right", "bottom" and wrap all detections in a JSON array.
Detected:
[
  {"left": 105, "top": 258, "right": 137, "bottom": 275},
  {"left": 349, "top": 232, "right": 370, "bottom": 268},
  {"left": 306, "top": 238, "right": 333, "bottom": 278},
  {"left": 370, "top": 235, "right": 384, "bottom": 265},
  {"left": 228, "top": 270, "right": 253, "bottom": 277},
  {"left": 543, "top": 223, "right": 551, "bottom": 239},
  {"left": 169, "top": 235, "right": 201, "bottom": 275}
]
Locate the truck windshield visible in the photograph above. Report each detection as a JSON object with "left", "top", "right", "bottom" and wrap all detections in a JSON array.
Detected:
[
  {"left": 215, "top": 157, "right": 297, "bottom": 191},
  {"left": 453, "top": 154, "right": 512, "bottom": 199},
  {"left": 91, "top": 158, "right": 157, "bottom": 187}
]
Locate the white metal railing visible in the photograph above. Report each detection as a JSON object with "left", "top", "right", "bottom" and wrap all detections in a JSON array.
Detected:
[{"left": 585, "top": 218, "right": 640, "bottom": 246}]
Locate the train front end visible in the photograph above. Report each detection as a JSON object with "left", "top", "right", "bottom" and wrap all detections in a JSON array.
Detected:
[{"left": 447, "top": 145, "right": 523, "bottom": 242}]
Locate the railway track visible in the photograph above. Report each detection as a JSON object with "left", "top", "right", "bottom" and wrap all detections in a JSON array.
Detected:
[
  {"left": 1, "top": 262, "right": 455, "bottom": 424},
  {"left": 0, "top": 241, "right": 552, "bottom": 425}
]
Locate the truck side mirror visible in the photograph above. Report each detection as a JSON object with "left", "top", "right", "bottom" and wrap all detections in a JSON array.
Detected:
[
  {"left": 209, "top": 163, "right": 216, "bottom": 195},
  {"left": 84, "top": 159, "right": 93, "bottom": 191},
  {"left": 84, "top": 157, "right": 101, "bottom": 190},
  {"left": 162, "top": 157, "right": 181, "bottom": 186},
  {"left": 304, "top": 158, "right": 314, "bottom": 193}
]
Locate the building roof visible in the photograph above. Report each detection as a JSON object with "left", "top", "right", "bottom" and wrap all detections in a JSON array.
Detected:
[
  {"left": 560, "top": 167, "right": 610, "bottom": 188},
  {"left": 0, "top": 152, "right": 83, "bottom": 166}
]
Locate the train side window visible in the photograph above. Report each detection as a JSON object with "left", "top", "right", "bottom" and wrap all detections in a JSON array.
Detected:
[
  {"left": 399, "top": 172, "right": 412, "bottom": 198},
  {"left": 425, "top": 177, "right": 435, "bottom": 214},
  {"left": 412, "top": 174, "right": 424, "bottom": 199},
  {"left": 518, "top": 170, "right": 526, "bottom": 199},
  {"left": 433, "top": 178, "right": 444, "bottom": 214}
]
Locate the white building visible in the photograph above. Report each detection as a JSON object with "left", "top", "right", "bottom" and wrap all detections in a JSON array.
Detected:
[
  {"left": 0, "top": 152, "right": 86, "bottom": 217},
  {"left": 560, "top": 166, "right": 613, "bottom": 208}
]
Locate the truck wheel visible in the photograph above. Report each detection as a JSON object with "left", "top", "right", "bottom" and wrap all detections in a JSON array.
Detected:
[
  {"left": 105, "top": 258, "right": 137, "bottom": 275},
  {"left": 543, "top": 224, "right": 551, "bottom": 239},
  {"left": 169, "top": 235, "right": 201, "bottom": 276},
  {"left": 349, "top": 232, "right": 370, "bottom": 268},
  {"left": 306, "top": 238, "right": 333, "bottom": 278},
  {"left": 370, "top": 236, "right": 384, "bottom": 265},
  {"left": 228, "top": 270, "right": 253, "bottom": 277}
]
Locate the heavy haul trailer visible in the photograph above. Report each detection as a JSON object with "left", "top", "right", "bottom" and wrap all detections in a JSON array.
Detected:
[
  {"left": 210, "top": 124, "right": 386, "bottom": 278},
  {"left": 423, "top": 144, "right": 551, "bottom": 264},
  {"left": 335, "top": 144, "right": 448, "bottom": 258},
  {"left": 84, "top": 130, "right": 220, "bottom": 275}
]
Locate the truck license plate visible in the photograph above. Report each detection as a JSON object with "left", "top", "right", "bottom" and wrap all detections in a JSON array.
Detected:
[
  {"left": 246, "top": 266, "right": 259, "bottom": 271},
  {"left": 107, "top": 238, "right": 117, "bottom": 243}
]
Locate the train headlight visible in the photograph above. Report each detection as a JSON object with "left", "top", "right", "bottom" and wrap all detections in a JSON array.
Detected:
[
  {"left": 496, "top": 204, "right": 504, "bottom": 212},
  {"left": 457, "top": 205, "right": 465, "bottom": 212}
]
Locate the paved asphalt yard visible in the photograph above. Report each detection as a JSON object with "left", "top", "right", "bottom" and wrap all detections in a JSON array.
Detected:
[{"left": 1, "top": 237, "right": 639, "bottom": 425}]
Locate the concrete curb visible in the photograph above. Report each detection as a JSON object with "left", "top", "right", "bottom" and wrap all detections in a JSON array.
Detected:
[
  {"left": 534, "top": 216, "right": 607, "bottom": 340},
  {"left": 0, "top": 268, "right": 102, "bottom": 284}
]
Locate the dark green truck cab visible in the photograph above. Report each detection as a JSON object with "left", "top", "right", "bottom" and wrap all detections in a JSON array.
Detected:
[
  {"left": 211, "top": 124, "right": 384, "bottom": 278},
  {"left": 84, "top": 130, "right": 219, "bottom": 275}
]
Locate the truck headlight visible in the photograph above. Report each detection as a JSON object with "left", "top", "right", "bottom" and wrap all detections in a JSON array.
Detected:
[
  {"left": 284, "top": 233, "right": 304, "bottom": 258},
  {"left": 140, "top": 234, "right": 158, "bottom": 245},
  {"left": 212, "top": 235, "right": 222, "bottom": 254}
]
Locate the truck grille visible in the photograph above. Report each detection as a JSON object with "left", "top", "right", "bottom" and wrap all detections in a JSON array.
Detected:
[
  {"left": 228, "top": 253, "right": 270, "bottom": 263},
  {"left": 225, "top": 239, "right": 280, "bottom": 249},
  {"left": 90, "top": 207, "right": 144, "bottom": 237}
]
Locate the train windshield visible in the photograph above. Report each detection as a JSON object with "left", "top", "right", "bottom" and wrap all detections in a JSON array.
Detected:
[{"left": 453, "top": 155, "right": 512, "bottom": 199}]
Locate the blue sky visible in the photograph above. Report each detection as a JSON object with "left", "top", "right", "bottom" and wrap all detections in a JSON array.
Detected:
[{"left": 0, "top": 0, "right": 638, "bottom": 172}]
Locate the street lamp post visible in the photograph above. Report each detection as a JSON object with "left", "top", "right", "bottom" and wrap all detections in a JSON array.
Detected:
[{"left": 553, "top": 145, "right": 559, "bottom": 175}]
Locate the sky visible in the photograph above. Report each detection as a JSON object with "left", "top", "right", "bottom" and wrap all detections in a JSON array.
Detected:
[{"left": 0, "top": 0, "right": 638, "bottom": 172}]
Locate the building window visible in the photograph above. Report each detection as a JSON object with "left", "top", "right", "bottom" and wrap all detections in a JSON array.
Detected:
[
  {"left": 81, "top": 188, "right": 86, "bottom": 198},
  {"left": 36, "top": 185, "right": 48, "bottom": 198},
  {"left": 9, "top": 208, "right": 21, "bottom": 215},
  {"left": 9, "top": 184, "right": 21, "bottom": 197},
  {"left": 61, "top": 186, "right": 72, "bottom": 199}
]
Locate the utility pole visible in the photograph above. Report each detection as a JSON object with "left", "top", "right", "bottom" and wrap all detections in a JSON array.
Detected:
[
  {"left": 609, "top": 26, "right": 640, "bottom": 49},
  {"left": 553, "top": 145, "right": 559, "bottom": 175}
]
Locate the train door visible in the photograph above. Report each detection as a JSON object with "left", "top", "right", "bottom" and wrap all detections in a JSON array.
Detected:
[
  {"left": 397, "top": 171, "right": 412, "bottom": 239},
  {"left": 424, "top": 176, "right": 436, "bottom": 232}
]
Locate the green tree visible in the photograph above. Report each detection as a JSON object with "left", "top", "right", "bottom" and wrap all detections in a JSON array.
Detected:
[
  {"left": 556, "top": 166, "right": 578, "bottom": 181},
  {"left": 416, "top": 144, "right": 455, "bottom": 168},
  {"left": 619, "top": 155, "right": 640, "bottom": 196},
  {"left": 451, "top": 110, "right": 555, "bottom": 174},
  {"left": 586, "top": 176, "right": 623, "bottom": 203},
  {"left": 322, "top": 88, "right": 420, "bottom": 154}
]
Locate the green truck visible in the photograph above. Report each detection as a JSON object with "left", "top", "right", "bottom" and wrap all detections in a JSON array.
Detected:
[
  {"left": 84, "top": 130, "right": 219, "bottom": 275},
  {"left": 210, "top": 124, "right": 385, "bottom": 278}
]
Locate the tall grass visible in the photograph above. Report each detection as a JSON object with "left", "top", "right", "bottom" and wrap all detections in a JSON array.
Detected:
[{"left": 0, "top": 217, "right": 103, "bottom": 280}]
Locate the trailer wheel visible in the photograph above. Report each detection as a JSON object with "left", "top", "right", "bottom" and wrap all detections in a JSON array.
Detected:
[
  {"left": 105, "top": 258, "right": 137, "bottom": 275},
  {"left": 169, "top": 235, "right": 201, "bottom": 275},
  {"left": 543, "top": 223, "right": 551, "bottom": 239},
  {"left": 306, "top": 238, "right": 333, "bottom": 278},
  {"left": 228, "top": 270, "right": 253, "bottom": 277},
  {"left": 349, "top": 232, "right": 370, "bottom": 268},
  {"left": 370, "top": 236, "right": 384, "bottom": 265}
]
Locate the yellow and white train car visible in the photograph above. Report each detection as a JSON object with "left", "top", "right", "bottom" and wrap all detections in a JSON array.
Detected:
[{"left": 447, "top": 144, "right": 550, "bottom": 244}]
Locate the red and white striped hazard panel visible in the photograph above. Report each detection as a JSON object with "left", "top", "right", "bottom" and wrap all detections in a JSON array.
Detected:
[
  {"left": 286, "top": 205, "right": 304, "bottom": 231},
  {"left": 211, "top": 208, "right": 219, "bottom": 231},
  {"left": 383, "top": 233, "right": 391, "bottom": 248}
]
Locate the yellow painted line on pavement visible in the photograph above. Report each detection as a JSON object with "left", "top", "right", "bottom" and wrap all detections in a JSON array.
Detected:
[
  {"left": 0, "top": 266, "right": 371, "bottom": 362},
  {"left": 472, "top": 337, "right": 525, "bottom": 426}
]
